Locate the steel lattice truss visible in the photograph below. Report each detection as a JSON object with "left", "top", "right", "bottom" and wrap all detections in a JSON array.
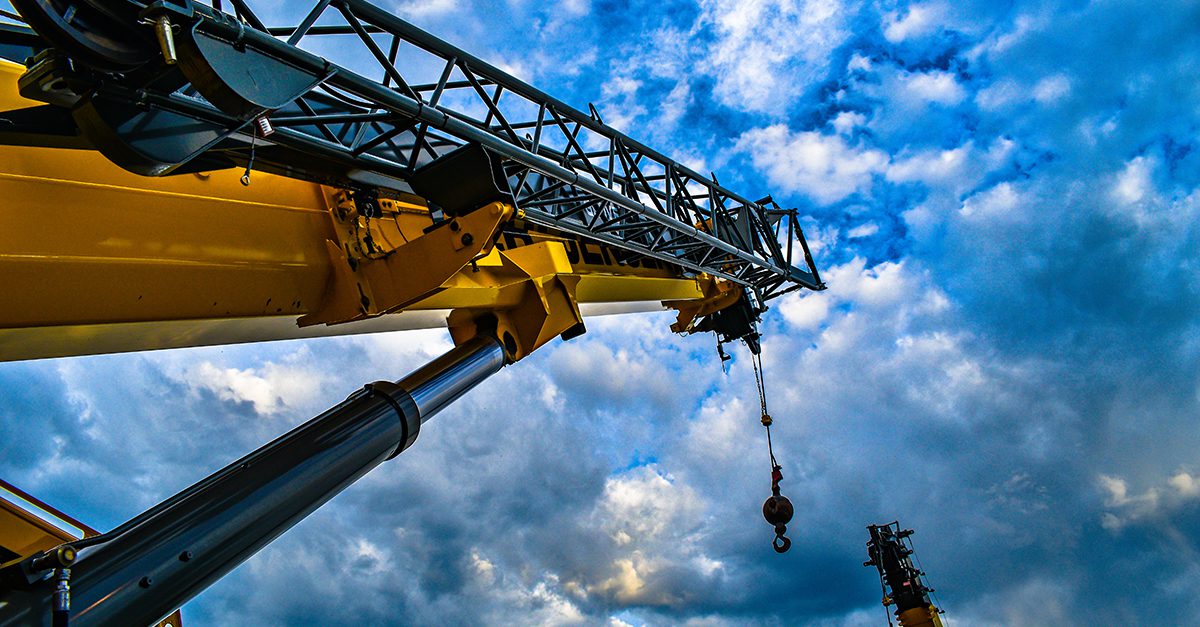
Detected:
[{"left": 25, "top": 0, "right": 825, "bottom": 300}]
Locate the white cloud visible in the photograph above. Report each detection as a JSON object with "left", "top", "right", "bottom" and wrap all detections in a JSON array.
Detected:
[
  {"left": 598, "top": 75, "right": 649, "bottom": 134},
  {"left": 604, "top": 76, "right": 642, "bottom": 99},
  {"left": 847, "top": 222, "right": 879, "bottom": 238},
  {"left": 954, "top": 578, "right": 1076, "bottom": 627},
  {"left": 883, "top": 3, "right": 944, "bottom": 43},
  {"left": 847, "top": 53, "right": 872, "bottom": 72},
  {"left": 736, "top": 124, "right": 887, "bottom": 204},
  {"left": 966, "top": 12, "right": 1046, "bottom": 60},
  {"left": 889, "top": 139, "right": 1018, "bottom": 216},
  {"left": 390, "top": 0, "right": 459, "bottom": 18},
  {"left": 491, "top": 56, "right": 533, "bottom": 82},
  {"left": 1100, "top": 471, "right": 1200, "bottom": 532},
  {"left": 1170, "top": 472, "right": 1200, "bottom": 498},
  {"left": 189, "top": 360, "right": 328, "bottom": 416},
  {"left": 887, "top": 144, "right": 970, "bottom": 184},
  {"left": 591, "top": 555, "right": 653, "bottom": 605},
  {"left": 902, "top": 70, "right": 966, "bottom": 105},
  {"left": 1105, "top": 158, "right": 1200, "bottom": 229},
  {"left": 857, "top": 63, "right": 971, "bottom": 137},
  {"left": 584, "top": 466, "right": 717, "bottom": 608},
  {"left": 1033, "top": 74, "right": 1071, "bottom": 104},
  {"left": 779, "top": 292, "right": 830, "bottom": 330},
  {"left": 471, "top": 551, "right": 497, "bottom": 585},
  {"left": 830, "top": 110, "right": 867, "bottom": 135},
  {"left": 466, "top": 560, "right": 587, "bottom": 626},
  {"left": 348, "top": 538, "right": 386, "bottom": 575},
  {"left": 988, "top": 472, "right": 1050, "bottom": 514},
  {"left": 351, "top": 328, "right": 454, "bottom": 374},
  {"left": 985, "top": 136, "right": 1017, "bottom": 167},
  {"left": 1112, "top": 155, "right": 1154, "bottom": 205},
  {"left": 1078, "top": 112, "right": 1122, "bottom": 145},
  {"left": 960, "top": 182, "right": 1021, "bottom": 219},
  {"left": 683, "top": 395, "right": 758, "bottom": 466},
  {"left": 598, "top": 465, "right": 703, "bottom": 543},
  {"left": 701, "top": 0, "right": 850, "bottom": 113},
  {"left": 550, "top": 340, "right": 679, "bottom": 411},
  {"left": 561, "top": 0, "right": 591, "bottom": 16},
  {"left": 825, "top": 257, "right": 916, "bottom": 307},
  {"left": 780, "top": 257, "right": 949, "bottom": 337},
  {"left": 976, "top": 74, "right": 1069, "bottom": 111},
  {"left": 975, "top": 78, "right": 1024, "bottom": 110},
  {"left": 659, "top": 82, "right": 692, "bottom": 128}
]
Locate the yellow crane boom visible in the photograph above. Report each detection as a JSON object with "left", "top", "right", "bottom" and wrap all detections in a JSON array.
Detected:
[{"left": 0, "top": 58, "right": 716, "bottom": 362}]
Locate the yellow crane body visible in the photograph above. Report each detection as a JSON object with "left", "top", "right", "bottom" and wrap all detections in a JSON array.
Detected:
[{"left": 0, "top": 59, "right": 714, "bottom": 362}]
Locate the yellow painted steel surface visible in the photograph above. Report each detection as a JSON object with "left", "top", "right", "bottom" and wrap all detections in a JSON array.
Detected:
[
  {"left": 0, "top": 479, "right": 93, "bottom": 562},
  {"left": 897, "top": 606, "right": 943, "bottom": 627},
  {"left": 0, "top": 61, "right": 708, "bottom": 361},
  {"left": 0, "top": 479, "right": 185, "bottom": 626},
  {"left": 0, "top": 144, "right": 336, "bottom": 327}
]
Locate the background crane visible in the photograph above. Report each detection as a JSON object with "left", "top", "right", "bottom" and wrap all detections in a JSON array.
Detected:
[{"left": 865, "top": 522, "right": 946, "bottom": 627}]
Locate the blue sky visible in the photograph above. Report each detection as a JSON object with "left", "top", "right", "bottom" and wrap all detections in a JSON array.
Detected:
[{"left": 3, "top": 0, "right": 1200, "bottom": 624}]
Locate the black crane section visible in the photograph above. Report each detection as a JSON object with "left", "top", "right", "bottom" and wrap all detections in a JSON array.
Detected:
[{"left": 864, "top": 522, "right": 945, "bottom": 627}]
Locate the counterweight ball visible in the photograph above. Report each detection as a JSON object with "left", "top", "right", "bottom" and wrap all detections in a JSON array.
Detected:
[{"left": 762, "top": 494, "right": 794, "bottom": 526}]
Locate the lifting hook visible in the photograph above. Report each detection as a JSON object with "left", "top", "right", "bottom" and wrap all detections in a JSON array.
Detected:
[
  {"left": 762, "top": 464, "right": 794, "bottom": 553},
  {"left": 772, "top": 533, "right": 791, "bottom": 553}
]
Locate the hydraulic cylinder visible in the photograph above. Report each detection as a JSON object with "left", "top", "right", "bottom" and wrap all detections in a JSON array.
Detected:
[{"left": 0, "top": 335, "right": 505, "bottom": 626}]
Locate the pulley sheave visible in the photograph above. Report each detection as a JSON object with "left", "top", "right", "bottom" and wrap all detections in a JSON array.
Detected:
[{"left": 11, "top": 0, "right": 154, "bottom": 70}]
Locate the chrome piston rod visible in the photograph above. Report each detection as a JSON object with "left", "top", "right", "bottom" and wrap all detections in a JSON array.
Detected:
[{"left": 0, "top": 335, "right": 506, "bottom": 626}]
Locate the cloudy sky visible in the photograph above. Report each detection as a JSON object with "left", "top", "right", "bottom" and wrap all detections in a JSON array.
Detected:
[{"left": 3, "top": 0, "right": 1200, "bottom": 624}]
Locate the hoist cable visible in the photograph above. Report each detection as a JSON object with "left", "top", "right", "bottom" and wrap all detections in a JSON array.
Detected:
[
  {"left": 764, "top": 420, "right": 778, "bottom": 469},
  {"left": 752, "top": 350, "right": 768, "bottom": 413},
  {"left": 907, "top": 534, "right": 948, "bottom": 624},
  {"left": 241, "top": 122, "right": 257, "bottom": 186},
  {"left": 750, "top": 348, "right": 778, "bottom": 468},
  {"left": 748, "top": 331, "right": 792, "bottom": 553},
  {"left": 879, "top": 571, "right": 895, "bottom": 627}
]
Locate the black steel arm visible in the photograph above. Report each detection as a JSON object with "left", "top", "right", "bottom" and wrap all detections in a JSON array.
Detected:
[{"left": 864, "top": 522, "right": 942, "bottom": 625}]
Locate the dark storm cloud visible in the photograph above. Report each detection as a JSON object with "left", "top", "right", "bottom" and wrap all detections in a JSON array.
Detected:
[{"left": 0, "top": 363, "right": 78, "bottom": 471}]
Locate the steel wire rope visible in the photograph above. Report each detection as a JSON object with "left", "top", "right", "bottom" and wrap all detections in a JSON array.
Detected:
[{"left": 906, "top": 533, "right": 949, "bottom": 625}]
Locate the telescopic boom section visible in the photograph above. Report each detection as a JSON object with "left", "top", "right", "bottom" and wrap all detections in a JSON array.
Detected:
[
  {"left": 0, "top": 335, "right": 506, "bottom": 627},
  {"left": 10, "top": 0, "right": 823, "bottom": 302},
  {"left": 864, "top": 522, "right": 945, "bottom": 627}
]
